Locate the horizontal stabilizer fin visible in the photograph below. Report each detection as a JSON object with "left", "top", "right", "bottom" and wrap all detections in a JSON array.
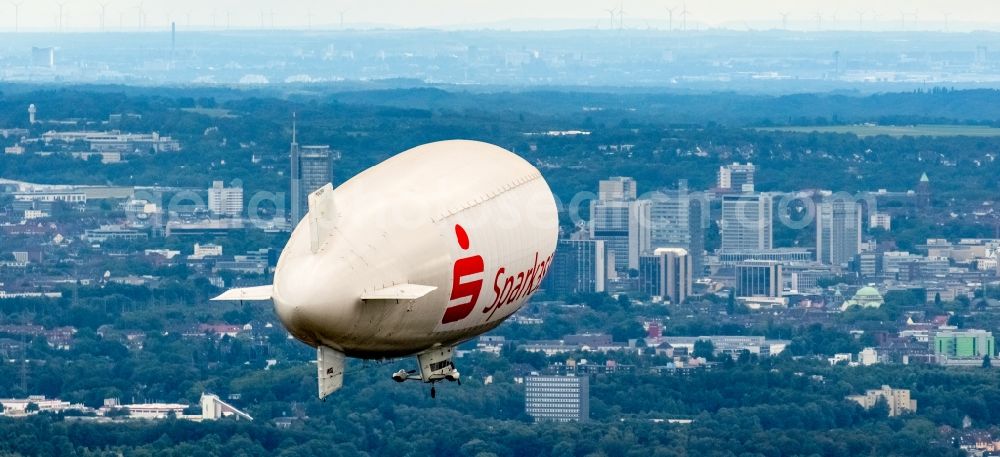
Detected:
[
  {"left": 308, "top": 183, "right": 337, "bottom": 254},
  {"left": 318, "top": 345, "right": 345, "bottom": 399},
  {"left": 211, "top": 285, "right": 273, "bottom": 301},
  {"left": 360, "top": 284, "right": 437, "bottom": 301}
]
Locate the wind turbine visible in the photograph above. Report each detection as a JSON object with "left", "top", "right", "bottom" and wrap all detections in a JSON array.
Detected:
[
  {"left": 10, "top": 1, "right": 23, "bottom": 33},
  {"left": 898, "top": 9, "right": 906, "bottom": 30},
  {"left": 618, "top": 2, "right": 625, "bottom": 30},
  {"left": 56, "top": 1, "right": 67, "bottom": 32},
  {"left": 943, "top": 12, "right": 950, "bottom": 32},
  {"left": 98, "top": 1, "right": 110, "bottom": 32},
  {"left": 665, "top": 7, "right": 674, "bottom": 31},
  {"left": 779, "top": 12, "right": 789, "bottom": 30},
  {"left": 856, "top": 10, "right": 864, "bottom": 31},
  {"left": 680, "top": 2, "right": 689, "bottom": 31},
  {"left": 338, "top": 10, "right": 347, "bottom": 29},
  {"left": 604, "top": 8, "right": 616, "bottom": 29},
  {"left": 136, "top": 1, "right": 145, "bottom": 30},
  {"left": 815, "top": 11, "right": 823, "bottom": 31}
]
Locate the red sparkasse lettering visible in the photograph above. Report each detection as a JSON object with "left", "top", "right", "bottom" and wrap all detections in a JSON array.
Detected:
[
  {"left": 441, "top": 224, "right": 485, "bottom": 325},
  {"left": 486, "top": 267, "right": 507, "bottom": 314},
  {"left": 443, "top": 223, "right": 555, "bottom": 326},
  {"left": 506, "top": 272, "right": 525, "bottom": 305},
  {"left": 519, "top": 253, "right": 539, "bottom": 301},
  {"left": 484, "top": 250, "right": 554, "bottom": 320}
]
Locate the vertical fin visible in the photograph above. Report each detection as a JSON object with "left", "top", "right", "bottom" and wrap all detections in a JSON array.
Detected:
[
  {"left": 308, "top": 183, "right": 337, "bottom": 253},
  {"left": 317, "top": 345, "right": 345, "bottom": 399}
]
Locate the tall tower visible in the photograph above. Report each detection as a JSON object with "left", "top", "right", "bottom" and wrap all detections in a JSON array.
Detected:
[
  {"left": 28, "top": 104, "right": 36, "bottom": 124},
  {"left": 916, "top": 172, "right": 931, "bottom": 209},
  {"left": 289, "top": 114, "right": 302, "bottom": 224},
  {"left": 590, "top": 177, "right": 636, "bottom": 273},
  {"left": 289, "top": 114, "right": 340, "bottom": 226},
  {"left": 648, "top": 186, "right": 706, "bottom": 275},
  {"left": 816, "top": 200, "right": 862, "bottom": 266}
]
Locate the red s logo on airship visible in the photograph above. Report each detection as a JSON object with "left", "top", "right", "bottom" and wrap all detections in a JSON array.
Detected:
[{"left": 441, "top": 224, "right": 484, "bottom": 324}]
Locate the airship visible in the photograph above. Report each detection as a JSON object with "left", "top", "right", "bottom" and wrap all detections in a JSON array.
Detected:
[{"left": 214, "top": 140, "right": 558, "bottom": 399}]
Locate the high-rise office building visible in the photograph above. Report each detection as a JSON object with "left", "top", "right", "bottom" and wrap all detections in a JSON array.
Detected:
[
  {"left": 545, "top": 239, "right": 606, "bottom": 294},
  {"left": 816, "top": 200, "right": 862, "bottom": 266},
  {"left": 721, "top": 193, "right": 773, "bottom": 253},
  {"left": 525, "top": 375, "right": 589, "bottom": 422},
  {"left": 639, "top": 248, "right": 692, "bottom": 304},
  {"left": 735, "top": 260, "right": 782, "bottom": 298},
  {"left": 598, "top": 176, "right": 637, "bottom": 201},
  {"left": 647, "top": 189, "right": 705, "bottom": 275},
  {"left": 718, "top": 162, "right": 755, "bottom": 192},
  {"left": 208, "top": 180, "right": 244, "bottom": 217},
  {"left": 290, "top": 118, "right": 340, "bottom": 225},
  {"left": 628, "top": 199, "right": 651, "bottom": 271},
  {"left": 591, "top": 177, "right": 636, "bottom": 273}
]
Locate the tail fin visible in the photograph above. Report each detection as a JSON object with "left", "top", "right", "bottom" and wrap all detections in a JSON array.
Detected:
[{"left": 308, "top": 183, "right": 337, "bottom": 254}]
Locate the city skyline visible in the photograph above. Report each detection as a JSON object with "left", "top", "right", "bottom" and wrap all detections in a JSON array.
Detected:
[{"left": 1, "top": 0, "right": 1000, "bottom": 32}]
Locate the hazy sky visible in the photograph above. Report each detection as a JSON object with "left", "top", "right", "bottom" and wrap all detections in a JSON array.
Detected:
[{"left": 3, "top": 0, "right": 999, "bottom": 32}]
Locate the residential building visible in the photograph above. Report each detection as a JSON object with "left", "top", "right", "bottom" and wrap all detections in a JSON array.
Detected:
[
  {"left": 525, "top": 374, "right": 589, "bottom": 422},
  {"left": 846, "top": 385, "right": 917, "bottom": 417},
  {"left": 191, "top": 243, "right": 223, "bottom": 259},
  {"left": 858, "top": 347, "right": 879, "bottom": 366},
  {"left": 870, "top": 212, "right": 892, "bottom": 231},
  {"left": 208, "top": 180, "right": 244, "bottom": 217}
]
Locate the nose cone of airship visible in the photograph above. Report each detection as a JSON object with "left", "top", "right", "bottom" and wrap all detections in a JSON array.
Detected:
[{"left": 271, "top": 234, "right": 353, "bottom": 347}]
